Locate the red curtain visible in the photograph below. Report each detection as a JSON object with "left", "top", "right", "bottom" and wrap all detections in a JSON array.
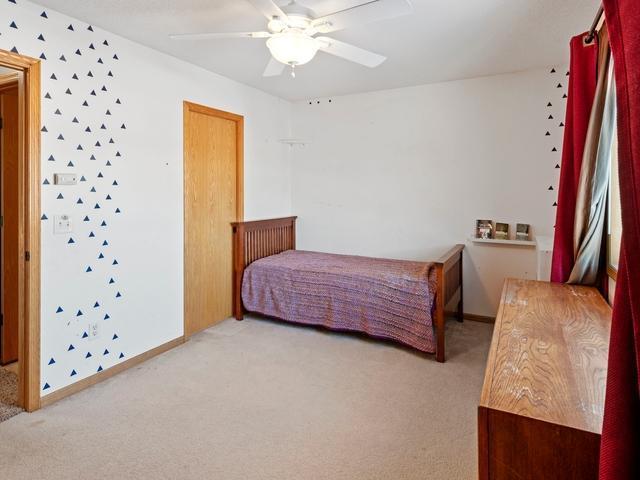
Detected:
[
  {"left": 600, "top": 1, "right": 640, "bottom": 479},
  {"left": 551, "top": 34, "right": 599, "bottom": 282}
]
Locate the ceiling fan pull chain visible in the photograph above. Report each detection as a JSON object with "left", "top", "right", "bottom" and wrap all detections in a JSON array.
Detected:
[{"left": 291, "top": 64, "right": 296, "bottom": 78}]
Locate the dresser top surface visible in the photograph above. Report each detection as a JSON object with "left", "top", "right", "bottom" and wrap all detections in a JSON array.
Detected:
[{"left": 479, "top": 279, "right": 611, "bottom": 434}]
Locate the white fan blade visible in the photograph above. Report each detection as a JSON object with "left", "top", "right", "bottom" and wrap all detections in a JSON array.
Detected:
[
  {"left": 311, "top": 0, "right": 412, "bottom": 34},
  {"left": 247, "top": 0, "right": 289, "bottom": 20},
  {"left": 316, "top": 37, "right": 386, "bottom": 67},
  {"left": 263, "top": 57, "right": 286, "bottom": 77},
  {"left": 169, "top": 31, "right": 271, "bottom": 40}
]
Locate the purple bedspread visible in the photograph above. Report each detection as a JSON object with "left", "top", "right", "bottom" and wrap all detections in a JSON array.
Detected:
[{"left": 241, "top": 250, "right": 438, "bottom": 353}]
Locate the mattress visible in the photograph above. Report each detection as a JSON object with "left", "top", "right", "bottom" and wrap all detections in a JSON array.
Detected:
[{"left": 241, "top": 249, "right": 437, "bottom": 353}]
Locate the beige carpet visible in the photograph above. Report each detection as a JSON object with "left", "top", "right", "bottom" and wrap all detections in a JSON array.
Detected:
[
  {"left": 0, "top": 316, "right": 493, "bottom": 480},
  {"left": 0, "top": 365, "right": 22, "bottom": 423}
]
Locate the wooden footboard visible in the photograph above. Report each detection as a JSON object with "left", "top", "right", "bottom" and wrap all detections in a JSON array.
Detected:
[
  {"left": 230, "top": 216, "right": 463, "bottom": 363},
  {"left": 433, "top": 244, "right": 465, "bottom": 362},
  {"left": 231, "top": 216, "right": 298, "bottom": 320}
]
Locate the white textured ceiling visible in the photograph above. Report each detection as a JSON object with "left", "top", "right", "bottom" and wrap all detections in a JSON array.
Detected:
[{"left": 35, "top": 0, "right": 599, "bottom": 101}]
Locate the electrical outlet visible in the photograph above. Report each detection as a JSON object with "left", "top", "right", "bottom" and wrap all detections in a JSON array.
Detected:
[
  {"left": 88, "top": 322, "right": 100, "bottom": 341},
  {"left": 54, "top": 215, "right": 72, "bottom": 234}
]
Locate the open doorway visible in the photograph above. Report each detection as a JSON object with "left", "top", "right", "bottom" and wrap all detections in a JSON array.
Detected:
[
  {"left": 0, "top": 49, "right": 41, "bottom": 416},
  {"left": 0, "top": 66, "right": 21, "bottom": 421}
]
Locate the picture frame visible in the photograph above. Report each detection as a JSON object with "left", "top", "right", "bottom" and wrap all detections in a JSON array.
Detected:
[
  {"left": 476, "top": 219, "right": 494, "bottom": 239},
  {"left": 516, "top": 223, "right": 531, "bottom": 241},
  {"left": 495, "top": 222, "right": 509, "bottom": 240}
]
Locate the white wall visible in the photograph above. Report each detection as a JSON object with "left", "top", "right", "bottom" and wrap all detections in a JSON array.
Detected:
[
  {"left": 291, "top": 67, "right": 568, "bottom": 317},
  {"left": 1, "top": 0, "right": 292, "bottom": 394}
]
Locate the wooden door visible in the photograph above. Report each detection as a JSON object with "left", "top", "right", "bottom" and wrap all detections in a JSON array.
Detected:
[
  {"left": 0, "top": 82, "right": 19, "bottom": 365},
  {"left": 184, "top": 102, "right": 243, "bottom": 337}
]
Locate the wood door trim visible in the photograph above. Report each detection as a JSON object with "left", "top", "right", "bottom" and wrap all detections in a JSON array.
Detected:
[
  {"left": 0, "top": 49, "right": 41, "bottom": 412},
  {"left": 183, "top": 101, "right": 244, "bottom": 338}
]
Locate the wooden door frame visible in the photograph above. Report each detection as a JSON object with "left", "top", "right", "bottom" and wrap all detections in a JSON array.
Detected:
[
  {"left": 0, "top": 49, "right": 41, "bottom": 412},
  {"left": 182, "top": 101, "right": 244, "bottom": 337}
]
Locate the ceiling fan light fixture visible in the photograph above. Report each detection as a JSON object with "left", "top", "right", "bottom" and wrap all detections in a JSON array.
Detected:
[
  {"left": 266, "top": 30, "right": 319, "bottom": 66},
  {"left": 267, "top": 17, "right": 286, "bottom": 33}
]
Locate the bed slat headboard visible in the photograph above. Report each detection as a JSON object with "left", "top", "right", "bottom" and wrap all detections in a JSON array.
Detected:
[{"left": 231, "top": 216, "right": 297, "bottom": 319}]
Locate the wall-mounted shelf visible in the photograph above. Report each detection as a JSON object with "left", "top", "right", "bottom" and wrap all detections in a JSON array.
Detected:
[
  {"left": 278, "top": 138, "right": 310, "bottom": 146},
  {"left": 469, "top": 237, "right": 537, "bottom": 247}
]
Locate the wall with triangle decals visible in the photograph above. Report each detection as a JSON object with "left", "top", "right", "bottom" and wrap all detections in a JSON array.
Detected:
[{"left": 1, "top": 0, "right": 293, "bottom": 395}]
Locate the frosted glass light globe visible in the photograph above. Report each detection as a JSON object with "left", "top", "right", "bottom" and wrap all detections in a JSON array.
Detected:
[{"left": 266, "top": 31, "right": 319, "bottom": 66}]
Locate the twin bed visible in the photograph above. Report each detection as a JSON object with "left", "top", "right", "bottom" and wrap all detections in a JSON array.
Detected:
[{"left": 231, "top": 217, "right": 464, "bottom": 362}]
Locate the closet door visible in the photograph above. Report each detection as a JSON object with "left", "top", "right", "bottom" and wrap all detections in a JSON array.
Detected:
[{"left": 183, "top": 102, "right": 243, "bottom": 337}]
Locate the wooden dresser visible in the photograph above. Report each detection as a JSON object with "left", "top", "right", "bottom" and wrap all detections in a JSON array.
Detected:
[{"left": 478, "top": 279, "right": 611, "bottom": 480}]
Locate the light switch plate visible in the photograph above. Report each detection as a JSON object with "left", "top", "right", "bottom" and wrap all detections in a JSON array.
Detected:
[
  {"left": 54, "top": 214, "right": 72, "bottom": 234},
  {"left": 54, "top": 173, "right": 77, "bottom": 185}
]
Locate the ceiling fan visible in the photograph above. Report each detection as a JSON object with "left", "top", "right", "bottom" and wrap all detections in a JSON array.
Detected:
[{"left": 170, "top": 0, "right": 413, "bottom": 77}]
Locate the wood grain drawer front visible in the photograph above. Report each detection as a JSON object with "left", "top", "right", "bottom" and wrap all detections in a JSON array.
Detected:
[{"left": 478, "top": 279, "right": 611, "bottom": 480}]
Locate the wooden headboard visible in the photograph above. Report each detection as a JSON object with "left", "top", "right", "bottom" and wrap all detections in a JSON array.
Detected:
[{"left": 230, "top": 216, "right": 297, "bottom": 319}]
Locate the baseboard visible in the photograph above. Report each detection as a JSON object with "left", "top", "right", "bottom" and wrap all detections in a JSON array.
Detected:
[
  {"left": 40, "top": 336, "right": 185, "bottom": 408},
  {"left": 463, "top": 312, "right": 495, "bottom": 323},
  {"left": 445, "top": 311, "right": 495, "bottom": 323}
]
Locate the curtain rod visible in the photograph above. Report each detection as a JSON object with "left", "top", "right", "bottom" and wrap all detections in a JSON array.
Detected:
[{"left": 585, "top": 5, "right": 604, "bottom": 44}]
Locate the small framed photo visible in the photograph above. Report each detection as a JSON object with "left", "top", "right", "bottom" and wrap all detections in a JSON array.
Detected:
[
  {"left": 516, "top": 223, "right": 531, "bottom": 241},
  {"left": 495, "top": 222, "right": 509, "bottom": 240},
  {"left": 476, "top": 219, "right": 494, "bottom": 239}
]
